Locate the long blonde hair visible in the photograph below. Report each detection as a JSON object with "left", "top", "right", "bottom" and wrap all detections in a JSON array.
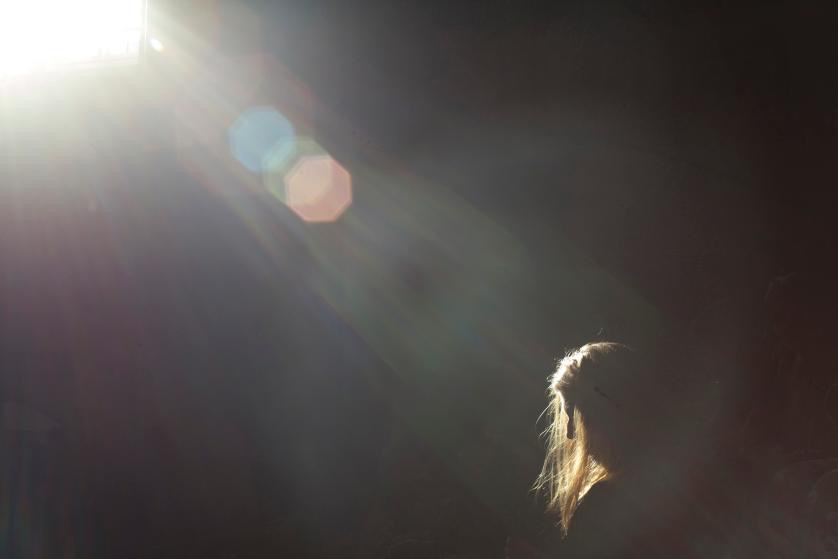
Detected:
[{"left": 534, "top": 342, "right": 638, "bottom": 535}]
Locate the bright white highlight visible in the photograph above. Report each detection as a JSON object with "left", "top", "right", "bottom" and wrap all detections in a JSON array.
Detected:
[
  {"left": 149, "top": 37, "right": 164, "bottom": 52},
  {"left": 0, "top": 0, "right": 146, "bottom": 77}
]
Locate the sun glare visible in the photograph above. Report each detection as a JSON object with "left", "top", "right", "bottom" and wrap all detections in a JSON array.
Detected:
[{"left": 0, "top": 0, "right": 146, "bottom": 78}]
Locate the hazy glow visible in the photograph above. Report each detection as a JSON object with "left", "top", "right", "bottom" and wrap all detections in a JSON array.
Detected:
[{"left": 0, "top": 0, "right": 146, "bottom": 77}]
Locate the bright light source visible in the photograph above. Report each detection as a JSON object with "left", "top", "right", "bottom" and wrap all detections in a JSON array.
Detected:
[
  {"left": 0, "top": 0, "right": 146, "bottom": 78},
  {"left": 149, "top": 37, "right": 164, "bottom": 52}
]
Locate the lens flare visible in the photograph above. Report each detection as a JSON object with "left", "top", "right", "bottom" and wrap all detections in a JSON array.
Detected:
[
  {"left": 263, "top": 137, "right": 326, "bottom": 202},
  {"left": 284, "top": 155, "right": 352, "bottom": 223},
  {"left": 229, "top": 106, "right": 295, "bottom": 174},
  {"left": 148, "top": 37, "right": 164, "bottom": 53}
]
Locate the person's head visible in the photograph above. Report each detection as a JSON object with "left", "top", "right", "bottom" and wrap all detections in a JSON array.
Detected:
[{"left": 535, "top": 342, "right": 659, "bottom": 534}]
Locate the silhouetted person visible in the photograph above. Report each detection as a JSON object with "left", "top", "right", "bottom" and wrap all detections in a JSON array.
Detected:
[{"left": 533, "top": 342, "right": 729, "bottom": 558}]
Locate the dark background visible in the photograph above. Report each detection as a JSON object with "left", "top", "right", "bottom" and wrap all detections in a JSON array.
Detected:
[{"left": 1, "top": 1, "right": 837, "bottom": 557}]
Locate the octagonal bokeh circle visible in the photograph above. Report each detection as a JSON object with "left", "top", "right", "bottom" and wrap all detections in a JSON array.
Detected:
[
  {"left": 284, "top": 155, "right": 352, "bottom": 222},
  {"left": 229, "top": 106, "right": 295, "bottom": 173},
  {"left": 263, "top": 136, "right": 327, "bottom": 203}
]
